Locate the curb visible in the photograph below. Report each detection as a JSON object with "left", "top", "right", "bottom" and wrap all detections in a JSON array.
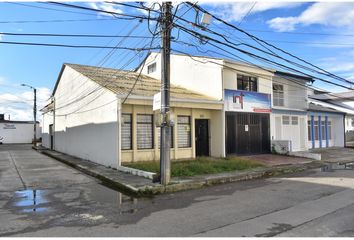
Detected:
[
  {"left": 138, "top": 161, "right": 327, "bottom": 195},
  {"left": 37, "top": 148, "right": 328, "bottom": 196}
]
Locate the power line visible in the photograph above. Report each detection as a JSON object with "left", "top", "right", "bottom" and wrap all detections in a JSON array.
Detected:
[
  {"left": 0, "top": 41, "right": 160, "bottom": 50},
  {"left": 0, "top": 18, "right": 120, "bottom": 24},
  {"left": 7, "top": 2, "right": 103, "bottom": 17},
  {"left": 48, "top": 2, "right": 155, "bottom": 21},
  {"left": 0, "top": 32, "right": 156, "bottom": 38},
  {"left": 173, "top": 23, "right": 352, "bottom": 90},
  {"left": 173, "top": 7, "right": 354, "bottom": 87},
  {"left": 237, "top": 2, "right": 256, "bottom": 27},
  {"left": 217, "top": 27, "right": 354, "bottom": 37},
  {"left": 187, "top": 3, "right": 354, "bottom": 88}
]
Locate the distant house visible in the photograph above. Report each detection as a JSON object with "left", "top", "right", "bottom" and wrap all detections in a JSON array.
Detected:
[
  {"left": 0, "top": 114, "right": 40, "bottom": 144},
  {"left": 308, "top": 90, "right": 354, "bottom": 148}
]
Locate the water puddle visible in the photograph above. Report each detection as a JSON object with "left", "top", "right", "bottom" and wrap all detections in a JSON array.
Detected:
[
  {"left": 86, "top": 183, "right": 144, "bottom": 215},
  {"left": 12, "top": 189, "right": 51, "bottom": 213}
]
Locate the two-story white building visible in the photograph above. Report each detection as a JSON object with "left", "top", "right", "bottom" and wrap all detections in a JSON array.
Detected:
[
  {"left": 270, "top": 71, "right": 313, "bottom": 152},
  {"left": 140, "top": 52, "right": 275, "bottom": 156}
]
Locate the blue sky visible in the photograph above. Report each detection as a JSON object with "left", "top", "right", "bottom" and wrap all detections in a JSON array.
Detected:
[{"left": 1, "top": 1, "right": 354, "bottom": 120}]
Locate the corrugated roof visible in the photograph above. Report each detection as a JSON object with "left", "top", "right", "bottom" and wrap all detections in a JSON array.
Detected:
[{"left": 65, "top": 63, "right": 218, "bottom": 101}]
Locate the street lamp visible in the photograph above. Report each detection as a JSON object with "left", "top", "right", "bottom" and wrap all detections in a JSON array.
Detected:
[{"left": 21, "top": 83, "right": 37, "bottom": 147}]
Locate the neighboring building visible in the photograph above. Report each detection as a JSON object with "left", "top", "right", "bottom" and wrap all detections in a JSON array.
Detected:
[
  {"left": 270, "top": 71, "right": 313, "bottom": 152},
  {"left": 42, "top": 63, "right": 223, "bottom": 168},
  {"left": 308, "top": 90, "right": 354, "bottom": 148},
  {"left": 0, "top": 114, "right": 40, "bottom": 144},
  {"left": 140, "top": 52, "right": 276, "bottom": 155}
]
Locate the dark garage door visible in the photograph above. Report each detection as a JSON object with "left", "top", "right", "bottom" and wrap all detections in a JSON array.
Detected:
[{"left": 226, "top": 112, "right": 270, "bottom": 155}]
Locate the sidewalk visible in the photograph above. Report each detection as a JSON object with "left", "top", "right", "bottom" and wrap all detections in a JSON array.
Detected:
[{"left": 36, "top": 147, "right": 327, "bottom": 196}]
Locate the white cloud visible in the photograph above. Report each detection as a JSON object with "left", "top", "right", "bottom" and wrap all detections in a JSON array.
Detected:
[
  {"left": 87, "top": 2, "right": 123, "bottom": 17},
  {"left": 0, "top": 87, "right": 51, "bottom": 121},
  {"left": 267, "top": 3, "right": 354, "bottom": 32},
  {"left": 210, "top": 2, "right": 303, "bottom": 22}
]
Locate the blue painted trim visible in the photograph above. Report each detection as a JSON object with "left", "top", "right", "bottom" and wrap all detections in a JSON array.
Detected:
[
  {"left": 325, "top": 116, "right": 329, "bottom": 147},
  {"left": 318, "top": 116, "right": 322, "bottom": 148},
  {"left": 272, "top": 109, "right": 307, "bottom": 115},
  {"left": 307, "top": 111, "right": 344, "bottom": 117},
  {"left": 311, "top": 115, "right": 315, "bottom": 149}
]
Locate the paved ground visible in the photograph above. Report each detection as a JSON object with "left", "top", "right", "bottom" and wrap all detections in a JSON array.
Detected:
[
  {"left": 1, "top": 144, "right": 354, "bottom": 237},
  {"left": 311, "top": 147, "right": 354, "bottom": 162},
  {"left": 244, "top": 154, "right": 312, "bottom": 166}
]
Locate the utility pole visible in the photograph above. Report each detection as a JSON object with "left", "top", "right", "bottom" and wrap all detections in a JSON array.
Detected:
[
  {"left": 21, "top": 84, "right": 37, "bottom": 147},
  {"left": 33, "top": 88, "right": 37, "bottom": 147},
  {"left": 160, "top": 1, "right": 172, "bottom": 185}
]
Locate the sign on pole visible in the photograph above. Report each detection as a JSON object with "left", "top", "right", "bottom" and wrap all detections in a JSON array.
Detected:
[{"left": 153, "top": 92, "right": 161, "bottom": 111}]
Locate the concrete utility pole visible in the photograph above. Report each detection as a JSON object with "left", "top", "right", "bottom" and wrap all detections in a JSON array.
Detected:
[
  {"left": 21, "top": 84, "right": 37, "bottom": 147},
  {"left": 160, "top": 1, "right": 172, "bottom": 185}
]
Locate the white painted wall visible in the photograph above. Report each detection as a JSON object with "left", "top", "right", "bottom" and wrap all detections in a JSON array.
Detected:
[
  {"left": 53, "top": 65, "right": 119, "bottom": 168},
  {"left": 223, "top": 62, "right": 274, "bottom": 94},
  {"left": 345, "top": 114, "right": 354, "bottom": 132},
  {"left": 273, "top": 77, "right": 308, "bottom": 110},
  {"left": 140, "top": 53, "right": 224, "bottom": 100},
  {"left": 307, "top": 114, "right": 345, "bottom": 148},
  {"left": 0, "top": 122, "right": 40, "bottom": 144},
  {"left": 210, "top": 110, "right": 225, "bottom": 157},
  {"left": 42, "top": 111, "right": 53, "bottom": 149},
  {"left": 271, "top": 113, "right": 308, "bottom": 152}
]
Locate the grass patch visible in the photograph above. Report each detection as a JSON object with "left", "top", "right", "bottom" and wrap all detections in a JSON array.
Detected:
[{"left": 123, "top": 156, "right": 264, "bottom": 177}]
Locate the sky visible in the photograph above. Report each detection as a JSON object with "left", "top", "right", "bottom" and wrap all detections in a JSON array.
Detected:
[{"left": 1, "top": 1, "right": 354, "bottom": 121}]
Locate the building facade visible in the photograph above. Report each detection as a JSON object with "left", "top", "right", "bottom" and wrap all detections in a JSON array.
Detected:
[
  {"left": 0, "top": 118, "right": 40, "bottom": 144},
  {"left": 42, "top": 63, "right": 223, "bottom": 168}
]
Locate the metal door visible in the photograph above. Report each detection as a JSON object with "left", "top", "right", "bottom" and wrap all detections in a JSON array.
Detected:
[
  {"left": 226, "top": 112, "right": 270, "bottom": 155},
  {"left": 195, "top": 119, "right": 210, "bottom": 157}
]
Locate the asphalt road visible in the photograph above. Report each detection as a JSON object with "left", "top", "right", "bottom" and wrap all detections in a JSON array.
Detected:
[{"left": 1, "top": 144, "right": 354, "bottom": 237}]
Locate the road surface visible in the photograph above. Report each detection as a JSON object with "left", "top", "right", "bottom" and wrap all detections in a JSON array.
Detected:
[{"left": 1, "top": 144, "right": 354, "bottom": 237}]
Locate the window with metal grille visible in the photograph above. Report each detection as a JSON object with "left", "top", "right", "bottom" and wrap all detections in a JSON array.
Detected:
[
  {"left": 178, "top": 116, "right": 191, "bottom": 148},
  {"left": 273, "top": 84, "right": 284, "bottom": 106},
  {"left": 321, "top": 121, "right": 326, "bottom": 140},
  {"left": 328, "top": 121, "right": 332, "bottom": 139},
  {"left": 308, "top": 120, "right": 312, "bottom": 140},
  {"left": 282, "top": 115, "right": 290, "bottom": 125},
  {"left": 121, "top": 114, "right": 132, "bottom": 150},
  {"left": 314, "top": 121, "right": 319, "bottom": 140},
  {"left": 237, "top": 74, "right": 258, "bottom": 92},
  {"left": 137, "top": 114, "right": 153, "bottom": 149},
  {"left": 147, "top": 62, "right": 156, "bottom": 74},
  {"left": 157, "top": 126, "right": 174, "bottom": 148},
  {"left": 291, "top": 116, "right": 298, "bottom": 125}
]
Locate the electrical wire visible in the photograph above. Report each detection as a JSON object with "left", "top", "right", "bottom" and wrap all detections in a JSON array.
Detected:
[
  {"left": 0, "top": 40, "right": 160, "bottom": 50},
  {"left": 173, "top": 7, "right": 354, "bottom": 87},
  {"left": 0, "top": 32, "right": 157, "bottom": 38},
  {"left": 173, "top": 23, "right": 353, "bottom": 90},
  {"left": 186, "top": 2, "right": 353, "bottom": 87}
]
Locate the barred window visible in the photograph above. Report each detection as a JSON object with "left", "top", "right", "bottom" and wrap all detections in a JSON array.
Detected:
[
  {"left": 273, "top": 84, "right": 284, "bottom": 106},
  {"left": 137, "top": 114, "right": 153, "bottom": 149},
  {"left": 282, "top": 116, "right": 290, "bottom": 125},
  {"left": 291, "top": 116, "right": 298, "bottom": 125},
  {"left": 328, "top": 121, "right": 332, "bottom": 140},
  {"left": 121, "top": 114, "right": 132, "bottom": 150},
  {"left": 321, "top": 121, "right": 326, "bottom": 140},
  {"left": 314, "top": 121, "right": 319, "bottom": 140},
  {"left": 157, "top": 127, "right": 174, "bottom": 148},
  {"left": 178, "top": 116, "right": 191, "bottom": 148},
  {"left": 308, "top": 120, "right": 312, "bottom": 141}
]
